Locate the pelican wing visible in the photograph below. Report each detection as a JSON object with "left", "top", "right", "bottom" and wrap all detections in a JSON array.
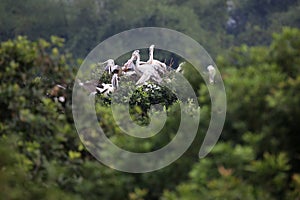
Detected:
[
  {"left": 136, "top": 73, "right": 151, "bottom": 85},
  {"left": 150, "top": 70, "right": 162, "bottom": 83}
]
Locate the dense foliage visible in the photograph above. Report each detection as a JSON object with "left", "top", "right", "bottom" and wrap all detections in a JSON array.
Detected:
[
  {"left": 1, "top": 0, "right": 300, "bottom": 57},
  {"left": 1, "top": 27, "right": 300, "bottom": 199}
]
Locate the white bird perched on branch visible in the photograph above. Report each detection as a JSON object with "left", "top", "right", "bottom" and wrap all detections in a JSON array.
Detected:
[
  {"left": 147, "top": 44, "right": 167, "bottom": 74},
  {"left": 131, "top": 50, "right": 163, "bottom": 85},
  {"left": 207, "top": 65, "right": 216, "bottom": 85},
  {"left": 99, "top": 59, "right": 115, "bottom": 74},
  {"left": 138, "top": 45, "right": 167, "bottom": 74},
  {"left": 121, "top": 54, "right": 136, "bottom": 76}
]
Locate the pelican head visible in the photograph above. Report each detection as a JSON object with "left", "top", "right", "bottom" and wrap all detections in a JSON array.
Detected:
[
  {"left": 100, "top": 59, "right": 114, "bottom": 67},
  {"left": 149, "top": 44, "right": 155, "bottom": 51},
  {"left": 101, "top": 59, "right": 115, "bottom": 74},
  {"left": 107, "top": 59, "right": 115, "bottom": 66},
  {"left": 132, "top": 50, "right": 140, "bottom": 59}
]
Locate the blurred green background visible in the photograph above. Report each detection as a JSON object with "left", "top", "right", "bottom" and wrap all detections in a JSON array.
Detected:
[{"left": 1, "top": 0, "right": 300, "bottom": 199}]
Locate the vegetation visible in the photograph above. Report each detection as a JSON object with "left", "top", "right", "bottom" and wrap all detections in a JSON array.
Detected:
[
  {"left": 1, "top": 0, "right": 300, "bottom": 57},
  {"left": 1, "top": 1, "right": 300, "bottom": 199}
]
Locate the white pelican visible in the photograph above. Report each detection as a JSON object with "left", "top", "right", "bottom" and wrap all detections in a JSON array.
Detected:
[
  {"left": 131, "top": 50, "right": 163, "bottom": 85},
  {"left": 144, "top": 44, "right": 167, "bottom": 74},
  {"left": 121, "top": 54, "right": 136, "bottom": 76},
  {"left": 99, "top": 59, "right": 115, "bottom": 74}
]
